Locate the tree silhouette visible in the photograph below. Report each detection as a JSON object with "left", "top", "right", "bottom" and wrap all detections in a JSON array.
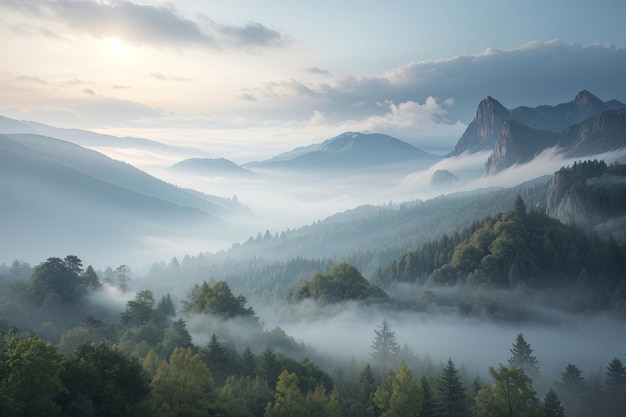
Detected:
[{"left": 371, "top": 320, "right": 400, "bottom": 375}]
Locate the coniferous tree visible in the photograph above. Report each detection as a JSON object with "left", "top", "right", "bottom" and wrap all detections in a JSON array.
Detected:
[
  {"left": 371, "top": 320, "right": 401, "bottom": 375},
  {"left": 508, "top": 333, "right": 539, "bottom": 377},
  {"left": 605, "top": 357, "right": 626, "bottom": 417},
  {"left": 543, "top": 388, "right": 565, "bottom": 417},
  {"left": 202, "top": 334, "right": 229, "bottom": 385},
  {"left": 558, "top": 363, "right": 586, "bottom": 417},
  {"left": 435, "top": 358, "right": 468, "bottom": 417},
  {"left": 421, "top": 376, "right": 435, "bottom": 417}
]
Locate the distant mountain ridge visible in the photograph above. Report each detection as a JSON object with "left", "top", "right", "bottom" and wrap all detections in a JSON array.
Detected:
[
  {"left": 0, "top": 133, "right": 246, "bottom": 264},
  {"left": 245, "top": 132, "right": 439, "bottom": 172},
  {"left": 450, "top": 91, "right": 626, "bottom": 174},
  {"left": 169, "top": 158, "right": 255, "bottom": 177}
]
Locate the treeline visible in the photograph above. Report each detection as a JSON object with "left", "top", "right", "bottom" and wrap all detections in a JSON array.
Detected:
[{"left": 2, "top": 315, "right": 626, "bottom": 417}]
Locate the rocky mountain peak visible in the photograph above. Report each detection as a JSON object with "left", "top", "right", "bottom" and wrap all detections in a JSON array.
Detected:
[
  {"left": 447, "top": 96, "right": 511, "bottom": 156},
  {"left": 573, "top": 90, "right": 603, "bottom": 107}
]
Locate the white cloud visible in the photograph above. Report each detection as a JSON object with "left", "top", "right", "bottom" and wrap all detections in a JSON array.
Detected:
[{"left": 0, "top": 0, "right": 292, "bottom": 52}]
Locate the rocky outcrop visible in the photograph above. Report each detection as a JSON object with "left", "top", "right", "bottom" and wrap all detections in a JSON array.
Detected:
[
  {"left": 448, "top": 96, "right": 512, "bottom": 156},
  {"left": 430, "top": 169, "right": 459, "bottom": 186}
]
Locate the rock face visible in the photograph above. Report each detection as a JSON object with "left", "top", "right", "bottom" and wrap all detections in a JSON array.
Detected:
[
  {"left": 448, "top": 96, "right": 512, "bottom": 156},
  {"left": 485, "top": 121, "right": 557, "bottom": 174},
  {"left": 557, "top": 108, "right": 626, "bottom": 157},
  {"left": 545, "top": 160, "right": 626, "bottom": 242},
  {"left": 546, "top": 170, "right": 592, "bottom": 225}
]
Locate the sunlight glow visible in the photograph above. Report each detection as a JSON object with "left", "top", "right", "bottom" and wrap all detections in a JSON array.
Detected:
[{"left": 105, "top": 37, "right": 125, "bottom": 55}]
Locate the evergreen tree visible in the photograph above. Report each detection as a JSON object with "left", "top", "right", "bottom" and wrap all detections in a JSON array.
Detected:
[
  {"left": 558, "top": 363, "right": 586, "bottom": 417},
  {"left": 435, "top": 358, "right": 468, "bottom": 417},
  {"left": 357, "top": 363, "right": 377, "bottom": 416},
  {"left": 508, "top": 333, "right": 539, "bottom": 376},
  {"left": 81, "top": 265, "right": 101, "bottom": 289},
  {"left": 605, "top": 357, "right": 626, "bottom": 417},
  {"left": 240, "top": 346, "right": 257, "bottom": 378},
  {"left": 371, "top": 320, "right": 401, "bottom": 375},
  {"left": 421, "top": 376, "right": 435, "bottom": 417},
  {"left": 543, "top": 388, "right": 565, "bottom": 417},
  {"left": 258, "top": 348, "right": 282, "bottom": 390},
  {"left": 202, "top": 334, "right": 229, "bottom": 385}
]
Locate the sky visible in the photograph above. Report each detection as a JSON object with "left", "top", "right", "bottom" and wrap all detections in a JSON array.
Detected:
[{"left": 1, "top": 0, "right": 626, "bottom": 162}]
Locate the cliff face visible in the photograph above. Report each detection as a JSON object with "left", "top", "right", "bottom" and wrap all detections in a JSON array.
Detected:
[
  {"left": 546, "top": 171, "right": 592, "bottom": 224},
  {"left": 545, "top": 161, "right": 626, "bottom": 242},
  {"left": 484, "top": 121, "right": 557, "bottom": 174},
  {"left": 557, "top": 108, "right": 626, "bottom": 157},
  {"left": 448, "top": 96, "right": 511, "bottom": 156}
]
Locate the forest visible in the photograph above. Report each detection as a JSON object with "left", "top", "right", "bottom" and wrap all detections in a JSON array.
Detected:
[{"left": 1, "top": 161, "right": 626, "bottom": 417}]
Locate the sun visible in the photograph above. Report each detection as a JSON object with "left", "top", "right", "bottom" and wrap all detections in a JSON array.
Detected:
[{"left": 104, "top": 37, "right": 125, "bottom": 55}]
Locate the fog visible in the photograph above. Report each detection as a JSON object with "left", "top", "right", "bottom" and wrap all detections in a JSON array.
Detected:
[{"left": 254, "top": 297, "right": 626, "bottom": 379}]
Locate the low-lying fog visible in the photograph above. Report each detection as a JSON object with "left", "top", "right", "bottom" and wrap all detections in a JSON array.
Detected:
[{"left": 255, "top": 300, "right": 626, "bottom": 378}]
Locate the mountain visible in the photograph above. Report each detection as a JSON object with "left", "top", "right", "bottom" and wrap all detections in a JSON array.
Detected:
[
  {"left": 450, "top": 91, "right": 626, "bottom": 160},
  {"left": 0, "top": 133, "right": 245, "bottom": 265},
  {"left": 168, "top": 158, "right": 255, "bottom": 177},
  {"left": 485, "top": 107, "right": 626, "bottom": 174},
  {"left": 0, "top": 115, "right": 201, "bottom": 155},
  {"left": 430, "top": 169, "right": 459, "bottom": 186},
  {"left": 510, "top": 90, "right": 626, "bottom": 132},
  {"left": 245, "top": 132, "right": 439, "bottom": 172},
  {"left": 448, "top": 96, "right": 512, "bottom": 156}
]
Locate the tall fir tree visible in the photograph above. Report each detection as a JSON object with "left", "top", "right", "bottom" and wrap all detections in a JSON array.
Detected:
[
  {"left": 508, "top": 333, "right": 539, "bottom": 376},
  {"left": 435, "top": 358, "right": 468, "bottom": 417},
  {"left": 371, "top": 320, "right": 400, "bottom": 375}
]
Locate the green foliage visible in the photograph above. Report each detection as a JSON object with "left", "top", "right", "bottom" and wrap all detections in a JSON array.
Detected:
[
  {"left": 0, "top": 333, "right": 65, "bottom": 417},
  {"left": 436, "top": 358, "right": 468, "bottom": 417},
  {"left": 125, "top": 290, "right": 155, "bottom": 326},
  {"left": 185, "top": 280, "right": 255, "bottom": 318},
  {"left": 60, "top": 341, "right": 151, "bottom": 417},
  {"left": 291, "top": 262, "right": 386, "bottom": 304},
  {"left": 264, "top": 371, "right": 306, "bottom": 417},
  {"left": 473, "top": 365, "right": 541, "bottom": 417},
  {"left": 384, "top": 359, "right": 422, "bottom": 417},
  {"left": 29, "top": 256, "right": 82, "bottom": 305},
  {"left": 152, "top": 347, "right": 216, "bottom": 417}
]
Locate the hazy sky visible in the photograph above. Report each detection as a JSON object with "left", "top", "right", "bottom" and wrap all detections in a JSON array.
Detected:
[{"left": 1, "top": 0, "right": 626, "bottom": 160}]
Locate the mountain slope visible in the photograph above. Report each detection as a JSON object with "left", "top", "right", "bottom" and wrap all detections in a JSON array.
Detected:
[{"left": 0, "top": 134, "right": 243, "bottom": 264}]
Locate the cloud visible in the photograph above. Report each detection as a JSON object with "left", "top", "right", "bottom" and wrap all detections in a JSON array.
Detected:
[
  {"left": 305, "top": 67, "right": 331, "bottom": 75},
  {"left": 149, "top": 72, "right": 192, "bottom": 82},
  {"left": 200, "top": 17, "right": 292, "bottom": 50},
  {"left": 1, "top": 0, "right": 292, "bottom": 52},
  {"left": 82, "top": 88, "right": 96, "bottom": 96},
  {"left": 16, "top": 75, "right": 48, "bottom": 85},
  {"left": 244, "top": 40, "right": 626, "bottom": 126}
]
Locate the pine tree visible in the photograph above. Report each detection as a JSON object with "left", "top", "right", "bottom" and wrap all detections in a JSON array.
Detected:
[
  {"left": 543, "top": 388, "right": 565, "bottom": 417},
  {"left": 371, "top": 320, "right": 400, "bottom": 374},
  {"left": 508, "top": 333, "right": 539, "bottom": 376},
  {"left": 435, "top": 358, "right": 468, "bottom": 417}
]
